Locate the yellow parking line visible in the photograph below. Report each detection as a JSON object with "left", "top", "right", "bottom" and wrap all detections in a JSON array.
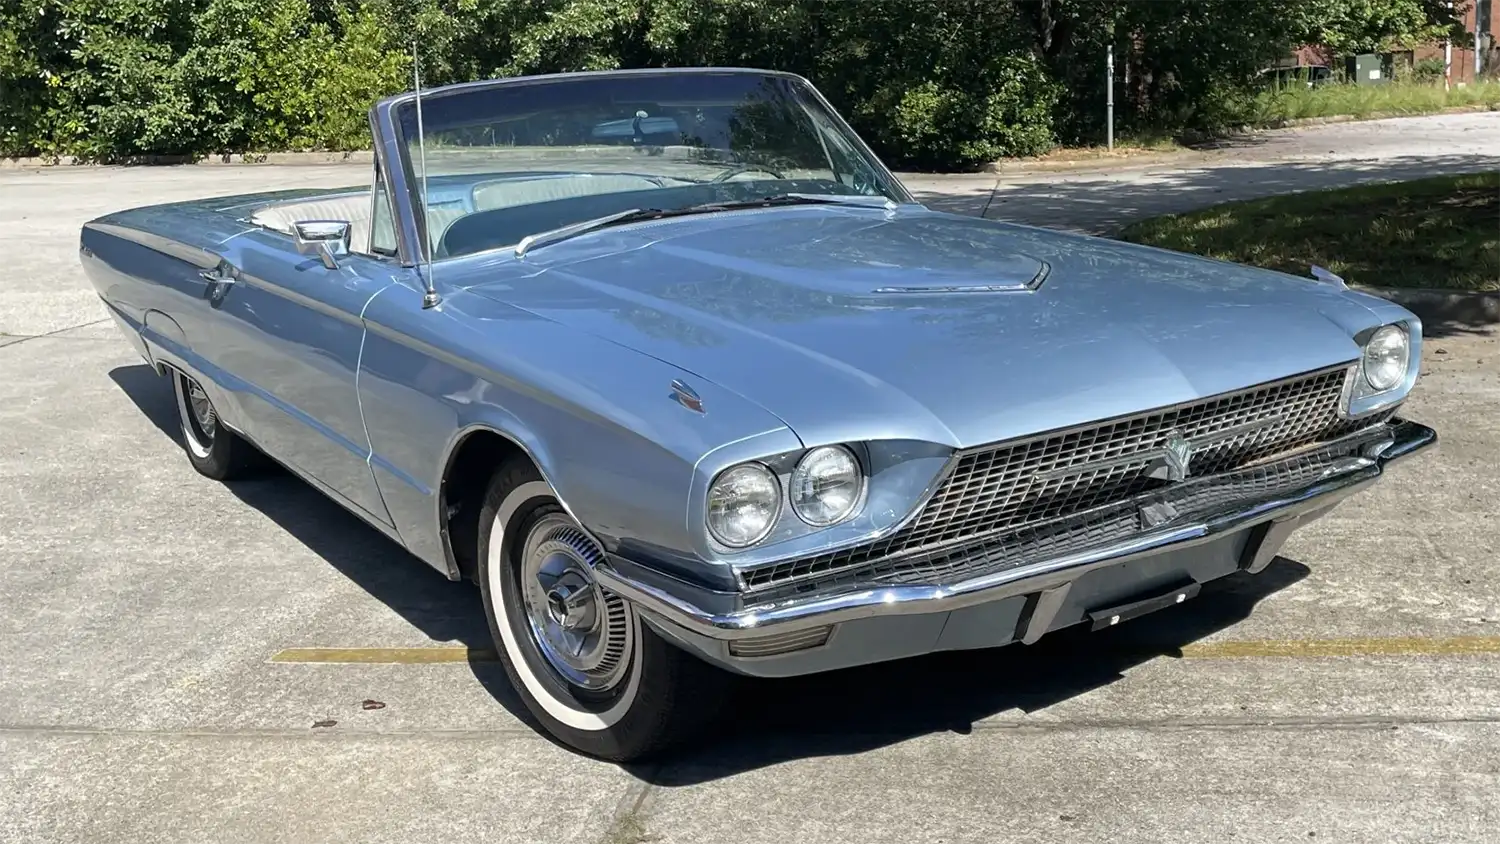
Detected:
[
  {"left": 270, "top": 647, "right": 495, "bottom": 664},
  {"left": 1178, "top": 635, "right": 1500, "bottom": 659},
  {"left": 268, "top": 635, "right": 1500, "bottom": 665}
]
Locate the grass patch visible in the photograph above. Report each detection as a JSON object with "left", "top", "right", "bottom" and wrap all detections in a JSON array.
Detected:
[
  {"left": 1239, "top": 79, "right": 1500, "bottom": 124},
  {"left": 1117, "top": 172, "right": 1500, "bottom": 292}
]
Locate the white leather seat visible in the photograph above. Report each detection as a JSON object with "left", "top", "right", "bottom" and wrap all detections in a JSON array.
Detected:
[
  {"left": 252, "top": 192, "right": 468, "bottom": 256},
  {"left": 250, "top": 193, "right": 375, "bottom": 254},
  {"left": 249, "top": 173, "right": 666, "bottom": 258},
  {"left": 471, "top": 173, "right": 662, "bottom": 211}
]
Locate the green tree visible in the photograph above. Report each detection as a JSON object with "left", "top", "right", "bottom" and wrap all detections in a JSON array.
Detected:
[{"left": 0, "top": 0, "right": 1480, "bottom": 164}]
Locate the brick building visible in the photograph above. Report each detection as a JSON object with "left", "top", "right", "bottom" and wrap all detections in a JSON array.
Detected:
[{"left": 1288, "top": 0, "right": 1496, "bottom": 84}]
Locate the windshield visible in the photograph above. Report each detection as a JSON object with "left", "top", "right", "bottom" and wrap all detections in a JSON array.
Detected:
[{"left": 392, "top": 70, "right": 912, "bottom": 261}]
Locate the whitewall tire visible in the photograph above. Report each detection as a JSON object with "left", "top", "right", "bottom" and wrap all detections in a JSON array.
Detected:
[{"left": 476, "top": 459, "right": 729, "bottom": 761}]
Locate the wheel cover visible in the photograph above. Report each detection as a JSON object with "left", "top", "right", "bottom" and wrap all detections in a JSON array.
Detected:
[
  {"left": 188, "top": 381, "right": 217, "bottom": 436},
  {"left": 518, "top": 513, "right": 633, "bottom": 692},
  {"left": 176, "top": 374, "right": 217, "bottom": 458}
]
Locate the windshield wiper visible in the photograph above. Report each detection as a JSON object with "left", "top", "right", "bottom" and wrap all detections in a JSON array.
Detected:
[
  {"left": 678, "top": 193, "right": 899, "bottom": 213},
  {"left": 514, "top": 208, "right": 667, "bottom": 257},
  {"left": 514, "top": 193, "right": 900, "bottom": 257}
]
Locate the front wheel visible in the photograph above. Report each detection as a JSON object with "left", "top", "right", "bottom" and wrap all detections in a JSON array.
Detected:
[{"left": 478, "top": 460, "right": 729, "bottom": 761}]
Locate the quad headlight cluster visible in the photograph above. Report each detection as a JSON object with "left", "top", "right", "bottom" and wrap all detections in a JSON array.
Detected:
[{"left": 706, "top": 445, "right": 865, "bottom": 549}]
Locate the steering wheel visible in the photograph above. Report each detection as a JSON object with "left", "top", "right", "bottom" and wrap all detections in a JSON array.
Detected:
[
  {"left": 709, "top": 163, "right": 787, "bottom": 183},
  {"left": 849, "top": 164, "right": 875, "bottom": 195}
]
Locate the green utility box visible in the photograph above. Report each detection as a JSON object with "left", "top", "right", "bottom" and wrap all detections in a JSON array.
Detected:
[{"left": 1345, "top": 53, "right": 1389, "bottom": 85}]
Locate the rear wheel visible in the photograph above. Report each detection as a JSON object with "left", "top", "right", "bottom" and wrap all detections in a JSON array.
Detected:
[
  {"left": 171, "top": 370, "right": 266, "bottom": 480},
  {"left": 478, "top": 458, "right": 729, "bottom": 761}
]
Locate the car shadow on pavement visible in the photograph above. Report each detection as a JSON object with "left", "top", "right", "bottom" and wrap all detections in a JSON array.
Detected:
[
  {"left": 111, "top": 362, "right": 1310, "bottom": 779},
  {"left": 639, "top": 557, "right": 1309, "bottom": 784},
  {"left": 107, "top": 363, "right": 536, "bottom": 722}
]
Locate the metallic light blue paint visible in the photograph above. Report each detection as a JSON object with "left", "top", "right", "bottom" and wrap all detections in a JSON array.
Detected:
[{"left": 77, "top": 67, "right": 1426, "bottom": 606}]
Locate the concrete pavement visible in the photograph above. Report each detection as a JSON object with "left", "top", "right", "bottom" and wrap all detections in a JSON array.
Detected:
[
  {"left": 906, "top": 111, "right": 1500, "bottom": 234},
  {"left": 2, "top": 111, "right": 1498, "bottom": 843}
]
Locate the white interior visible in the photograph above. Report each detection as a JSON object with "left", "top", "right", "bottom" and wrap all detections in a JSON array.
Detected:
[
  {"left": 250, "top": 192, "right": 376, "bottom": 253},
  {"left": 247, "top": 173, "right": 681, "bottom": 258}
]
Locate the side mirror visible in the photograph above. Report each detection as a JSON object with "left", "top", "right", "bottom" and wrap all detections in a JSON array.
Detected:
[{"left": 294, "top": 220, "right": 351, "bottom": 270}]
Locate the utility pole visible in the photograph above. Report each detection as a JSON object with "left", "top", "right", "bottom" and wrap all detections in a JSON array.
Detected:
[
  {"left": 1446, "top": 0, "right": 1454, "bottom": 89},
  {"left": 1476, "top": 0, "right": 1485, "bottom": 78},
  {"left": 1106, "top": 42, "right": 1115, "bottom": 150}
]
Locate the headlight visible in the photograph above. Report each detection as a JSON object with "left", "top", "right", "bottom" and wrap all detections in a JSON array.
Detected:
[
  {"left": 789, "top": 445, "right": 863, "bottom": 526},
  {"left": 706, "top": 463, "right": 780, "bottom": 548},
  {"left": 1363, "top": 324, "right": 1409, "bottom": 392}
]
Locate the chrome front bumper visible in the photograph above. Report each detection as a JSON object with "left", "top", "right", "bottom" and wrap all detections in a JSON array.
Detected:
[{"left": 596, "top": 419, "right": 1436, "bottom": 659}]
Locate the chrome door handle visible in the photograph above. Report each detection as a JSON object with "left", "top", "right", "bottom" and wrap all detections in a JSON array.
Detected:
[
  {"left": 199, "top": 268, "right": 236, "bottom": 286},
  {"left": 199, "top": 261, "right": 238, "bottom": 303}
]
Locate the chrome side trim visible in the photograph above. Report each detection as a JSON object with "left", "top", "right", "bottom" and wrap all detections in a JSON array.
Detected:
[{"left": 595, "top": 419, "right": 1436, "bottom": 641}]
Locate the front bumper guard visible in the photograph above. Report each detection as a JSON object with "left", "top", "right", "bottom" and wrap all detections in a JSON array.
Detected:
[{"left": 595, "top": 419, "right": 1436, "bottom": 642}]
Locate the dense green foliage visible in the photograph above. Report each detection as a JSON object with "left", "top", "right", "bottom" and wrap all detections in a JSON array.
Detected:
[{"left": 0, "top": 0, "right": 1474, "bottom": 168}]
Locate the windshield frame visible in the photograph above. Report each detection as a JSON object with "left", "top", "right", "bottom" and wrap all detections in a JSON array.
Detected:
[{"left": 370, "top": 67, "right": 918, "bottom": 268}]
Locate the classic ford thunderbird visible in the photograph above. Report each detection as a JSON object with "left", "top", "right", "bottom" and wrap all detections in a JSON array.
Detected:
[{"left": 80, "top": 67, "right": 1435, "bottom": 760}]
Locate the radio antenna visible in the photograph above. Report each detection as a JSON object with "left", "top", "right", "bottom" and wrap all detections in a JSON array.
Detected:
[{"left": 412, "top": 40, "right": 440, "bottom": 309}]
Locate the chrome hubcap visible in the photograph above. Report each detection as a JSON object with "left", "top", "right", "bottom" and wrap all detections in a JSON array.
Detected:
[
  {"left": 519, "top": 514, "right": 632, "bottom": 692},
  {"left": 176, "top": 373, "right": 217, "bottom": 459},
  {"left": 187, "top": 381, "right": 216, "bottom": 438}
]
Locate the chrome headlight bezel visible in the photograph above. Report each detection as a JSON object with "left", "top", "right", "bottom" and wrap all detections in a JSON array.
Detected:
[
  {"left": 788, "top": 444, "right": 867, "bottom": 527},
  {"left": 1361, "top": 323, "right": 1409, "bottom": 393},
  {"left": 701, "top": 442, "right": 881, "bottom": 553},
  {"left": 1343, "top": 318, "right": 1420, "bottom": 418},
  {"left": 705, "top": 461, "right": 782, "bottom": 549}
]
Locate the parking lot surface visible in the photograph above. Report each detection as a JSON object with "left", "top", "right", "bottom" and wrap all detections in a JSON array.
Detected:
[{"left": 3, "top": 112, "right": 1498, "bottom": 843}]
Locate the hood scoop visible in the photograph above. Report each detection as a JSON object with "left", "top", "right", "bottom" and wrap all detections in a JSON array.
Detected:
[{"left": 870, "top": 254, "right": 1050, "bottom": 294}]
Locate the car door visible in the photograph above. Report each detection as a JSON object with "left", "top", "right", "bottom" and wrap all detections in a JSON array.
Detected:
[{"left": 184, "top": 225, "right": 398, "bottom": 528}]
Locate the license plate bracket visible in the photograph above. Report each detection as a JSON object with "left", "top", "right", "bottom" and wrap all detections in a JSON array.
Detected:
[{"left": 1086, "top": 580, "right": 1202, "bottom": 631}]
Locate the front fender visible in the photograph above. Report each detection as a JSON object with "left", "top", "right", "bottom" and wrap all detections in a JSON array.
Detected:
[{"left": 357, "top": 285, "right": 800, "bottom": 588}]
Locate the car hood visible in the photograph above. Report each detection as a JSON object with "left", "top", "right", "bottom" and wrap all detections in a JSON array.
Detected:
[{"left": 465, "top": 206, "right": 1378, "bottom": 449}]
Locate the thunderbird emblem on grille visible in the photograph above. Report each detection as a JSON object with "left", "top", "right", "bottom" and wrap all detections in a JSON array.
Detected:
[{"left": 1147, "top": 432, "right": 1195, "bottom": 483}]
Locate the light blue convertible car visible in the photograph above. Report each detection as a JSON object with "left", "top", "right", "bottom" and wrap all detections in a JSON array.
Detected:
[{"left": 80, "top": 67, "right": 1436, "bottom": 760}]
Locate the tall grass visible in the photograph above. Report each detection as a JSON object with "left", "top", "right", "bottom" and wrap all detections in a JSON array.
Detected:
[{"left": 1241, "top": 79, "right": 1500, "bottom": 124}]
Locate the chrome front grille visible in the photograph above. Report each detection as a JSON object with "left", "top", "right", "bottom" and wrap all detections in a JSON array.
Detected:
[
  {"left": 741, "top": 363, "right": 1386, "bottom": 594},
  {"left": 746, "top": 430, "right": 1384, "bottom": 603}
]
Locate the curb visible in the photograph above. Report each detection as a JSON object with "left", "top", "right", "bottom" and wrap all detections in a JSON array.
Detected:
[
  {"left": 6, "top": 146, "right": 1205, "bottom": 174},
  {"left": 6, "top": 108, "right": 1494, "bottom": 171},
  {"left": 979, "top": 149, "right": 1215, "bottom": 175},
  {"left": 1352, "top": 284, "right": 1500, "bottom": 328},
  {"left": 0, "top": 150, "right": 375, "bottom": 169},
  {"left": 1259, "top": 102, "right": 1499, "bottom": 130}
]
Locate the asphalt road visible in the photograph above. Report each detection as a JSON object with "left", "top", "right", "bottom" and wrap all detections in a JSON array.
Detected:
[{"left": 2, "top": 112, "right": 1498, "bottom": 844}]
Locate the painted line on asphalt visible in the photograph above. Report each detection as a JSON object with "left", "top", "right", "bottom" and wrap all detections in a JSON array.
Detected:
[
  {"left": 1178, "top": 635, "right": 1500, "bottom": 659},
  {"left": 270, "top": 647, "right": 498, "bottom": 664},
  {"left": 269, "top": 635, "right": 1500, "bottom": 665}
]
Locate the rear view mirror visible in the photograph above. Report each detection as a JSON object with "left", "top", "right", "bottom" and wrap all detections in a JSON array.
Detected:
[{"left": 293, "top": 220, "right": 351, "bottom": 270}]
